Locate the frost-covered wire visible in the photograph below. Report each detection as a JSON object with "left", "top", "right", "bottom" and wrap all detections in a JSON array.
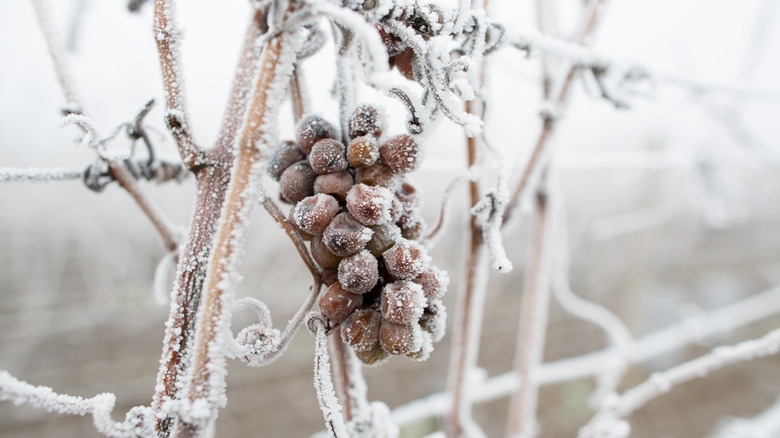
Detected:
[
  {"left": 706, "top": 395, "right": 780, "bottom": 438},
  {"left": 578, "top": 328, "right": 780, "bottom": 438},
  {"left": 0, "top": 371, "right": 154, "bottom": 438},
  {"left": 391, "top": 283, "right": 780, "bottom": 426},
  {"left": 0, "top": 167, "right": 83, "bottom": 182}
]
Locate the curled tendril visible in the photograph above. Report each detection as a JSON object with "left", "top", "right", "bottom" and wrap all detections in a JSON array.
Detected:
[
  {"left": 307, "top": 312, "right": 338, "bottom": 336},
  {"left": 297, "top": 25, "right": 326, "bottom": 59},
  {"left": 388, "top": 88, "right": 423, "bottom": 134}
]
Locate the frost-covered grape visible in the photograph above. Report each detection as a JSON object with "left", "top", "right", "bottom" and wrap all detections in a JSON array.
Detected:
[
  {"left": 354, "top": 342, "right": 390, "bottom": 366},
  {"left": 319, "top": 282, "right": 361, "bottom": 324},
  {"left": 412, "top": 267, "right": 449, "bottom": 302},
  {"left": 288, "top": 205, "right": 313, "bottom": 242},
  {"left": 419, "top": 299, "right": 447, "bottom": 342},
  {"left": 311, "top": 235, "right": 343, "bottom": 269},
  {"left": 268, "top": 141, "right": 305, "bottom": 181},
  {"left": 392, "top": 47, "right": 416, "bottom": 81},
  {"left": 376, "top": 23, "right": 405, "bottom": 57},
  {"left": 395, "top": 182, "right": 424, "bottom": 240},
  {"left": 356, "top": 163, "right": 398, "bottom": 190},
  {"left": 395, "top": 181, "right": 418, "bottom": 205},
  {"left": 296, "top": 115, "right": 335, "bottom": 155},
  {"left": 314, "top": 170, "right": 354, "bottom": 201},
  {"left": 323, "top": 212, "right": 373, "bottom": 257},
  {"left": 400, "top": 217, "right": 424, "bottom": 241},
  {"left": 347, "top": 136, "right": 379, "bottom": 168},
  {"left": 406, "top": 330, "right": 433, "bottom": 362},
  {"left": 366, "top": 223, "right": 402, "bottom": 258},
  {"left": 346, "top": 184, "right": 393, "bottom": 226},
  {"left": 380, "top": 280, "right": 425, "bottom": 324},
  {"left": 380, "top": 134, "right": 420, "bottom": 174},
  {"left": 349, "top": 105, "right": 383, "bottom": 139},
  {"left": 341, "top": 308, "right": 382, "bottom": 352},
  {"left": 379, "top": 319, "right": 422, "bottom": 355},
  {"left": 309, "top": 138, "right": 348, "bottom": 175},
  {"left": 382, "top": 238, "right": 430, "bottom": 280},
  {"left": 279, "top": 160, "right": 316, "bottom": 204},
  {"left": 338, "top": 250, "right": 379, "bottom": 294},
  {"left": 294, "top": 194, "right": 340, "bottom": 235}
]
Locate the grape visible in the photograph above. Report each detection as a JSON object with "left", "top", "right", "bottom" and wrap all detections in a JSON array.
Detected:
[
  {"left": 313, "top": 170, "right": 354, "bottom": 201},
  {"left": 395, "top": 182, "right": 424, "bottom": 240},
  {"left": 349, "top": 105, "right": 383, "bottom": 139},
  {"left": 338, "top": 250, "right": 379, "bottom": 294},
  {"left": 319, "top": 281, "right": 361, "bottom": 324},
  {"left": 321, "top": 268, "right": 339, "bottom": 286},
  {"left": 346, "top": 184, "right": 393, "bottom": 226},
  {"left": 354, "top": 342, "right": 390, "bottom": 366},
  {"left": 355, "top": 163, "right": 398, "bottom": 190},
  {"left": 346, "top": 136, "right": 379, "bottom": 168},
  {"left": 294, "top": 194, "right": 340, "bottom": 235},
  {"left": 412, "top": 266, "right": 449, "bottom": 302},
  {"left": 380, "top": 280, "right": 425, "bottom": 324},
  {"left": 311, "top": 235, "right": 343, "bottom": 269},
  {"left": 392, "top": 47, "right": 416, "bottom": 81},
  {"left": 309, "top": 138, "right": 348, "bottom": 175},
  {"left": 380, "top": 134, "right": 420, "bottom": 174},
  {"left": 376, "top": 23, "right": 404, "bottom": 57},
  {"left": 268, "top": 141, "right": 305, "bottom": 181},
  {"left": 279, "top": 160, "right": 316, "bottom": 204},
  {"left": 382, "top": 238, "right": 430, "bottom": 280},
  {"left": 341, "top": 308, "right": 382, "bottom": 352},
  {"left": 295, "top": 115, "right": 335, "bottom": 155},
  {"left": 322, "top": 212, "right": 373, "bottom": 257},
  {"left": 406, "top": 330, "right": 433, "bottom": 362},
  {"left": 419, "top": 299, "right": 447, "bottom": 342},
  {"left": 399, "top": 216, "right": 424, "bottom": 241},
  {"left": 379, "top": 319, "right": 422, "bottom": 355},
  {"left": 288, "top": 205, "right": 313, "bottom": 242},
  {"left": 366, "top": 223, "right": 402, "bottom": 258}
]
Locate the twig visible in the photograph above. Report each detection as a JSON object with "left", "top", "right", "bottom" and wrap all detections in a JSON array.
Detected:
[
  {"left": 502, "top": 0, "right": 606, "bottom": 226},
  {"left": 30, "top": 0, "right": 82, "bottom": 113},
  {"left": 390, "top": 283, "right": 780, "bottom": 426},
  {"left": 175, "top": 24, "right": 303, "bottom": 437},
  {"left": 289, "top": 66, "right": 307, "bottom": 123},
  {"left": 424, "top": 173, "right": 468, "bottom": 246},
  {"left": 578, "top": 328, "right": 780, "bottom": 438},
  {"left": 153, "top": 0, "right": 201, "bottom": 170},
  {"left": 505, "top": 190, "right": 552, "bottom": 438},
  {"left": 0, "top": 371, "right": 154, "bottom": 438},
  {"left": 310, "top": 315, "right": 349, "bottom": 438}
]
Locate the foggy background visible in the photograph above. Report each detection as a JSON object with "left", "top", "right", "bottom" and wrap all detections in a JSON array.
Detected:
[{"left": 1, "top": 0, "right": 780, "bottom": 437}]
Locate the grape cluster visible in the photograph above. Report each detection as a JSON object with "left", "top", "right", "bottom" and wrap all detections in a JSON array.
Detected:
[{"left": 269, "top": 106, "right": 449, "bottom": 366}]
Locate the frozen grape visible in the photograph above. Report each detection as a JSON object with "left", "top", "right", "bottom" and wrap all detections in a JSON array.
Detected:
[
  {"left": 346, "top": 184, "right": 393, "bottom": 226},
  {"left": 311, "top": 235, "right": 343, "bottom": 269},
  {"left": 338, "top": 250, "right": 379, "bottom": 294},
  {"left": 268, "top": 141, "right": 305, "bottom": 181},
  {"left": 366, "top": 223, "right": 402, "bottom": 258},
  {"left": 379, "top": 319, "right": 422, "bottom": 355},
  {"left": 382, "top": 238, "right": 430, "bottom": 280},
  {"left": 349, "top": 105, "right": 383, "bottom": 139},
  {"left": 341, "top": 308, "right": 382, "bottom": 352},
  {"left": 319, "top": 282, "right": 361, "bottom": 324},
  {"left": 314, "top": 170, "right": 354, "bottom": 201},
  {"left": 321, "top": 268, "right": 339, "bottom": 286},
  {"left": 395, "top": 182, "right": 424, "bottom": 240},
  {"left": 279, "top": 160, "right": 316, "bottom": 204},
  {"left": 406, "top": 330, "right": 433, "bottom": 362},
  {"left": 380, "top": 134, "right": 420, "bottom": 174},
  {"left": 346, "top": 136, "right": 379, "bottom": 168},
  {"left": 380, "top": 280, "right": 425, "bottom": 324},
  {"left": 356, "top": 163, "right": 398, "bottom": 190},
  {"left": 419, "top": 299, "right": 447, "bottom": 342},
  {"left": 412, "top": 266, "right": 449, "bottom": 302},
  {"left": 296, "top": 115, "right": 335, "bottom": 155},
  {"left": 354, "top": 342, "right": 390, "bottom": 366},
  {"left": 294, "top": 194, "right": 340, "bottom": 235},
  {"left": 309, "top": 138, "right": 348, "bottom": 175},
  {"left": 323, "top": 212, "right": 373, "bottom": 257},
  {"left": 392, "top": 47, "right": 416, "bottom": 81},
  {"left": 376, "top": 23, "right": 404, "bottom": 57},
  {"left": 399, "top": 217, "right": 424, "bottom": 241}
]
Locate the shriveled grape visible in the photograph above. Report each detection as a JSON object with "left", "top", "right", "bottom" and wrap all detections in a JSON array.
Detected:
[
  {"left": 356, "top": 163, "right": 398, "bottom": 190},
  {"left": 314, "top": 170, "right": 354, "bottom": 201},
  {"left": 379, "top": 319, "right": 422, "bottom": 355},
  {"left": 380, "top": 280, "right": 425, "bottom": 324},
  {"left": 338, "top": 250, "right": 379, "bottom": 294},
  {"left": 279, "top": 160, "right": 316, "bottom": 204},
  {"left": 366, "top": 223, "right": 402, "bottom": 258},
  {"left": 323, "top": 212, "right": 373, "bottom": 257},
  {"left": 346, "top": 184, "right": 393, "bottom": 226},
  {"left": 268, "top": 141, "right": 305, "bottom": 181},
  {"left": 380, "top": 134, "right": 420, "bottom": 174},
  {"left": 319, "top": 282, "right": 361, "bottom": 324},
  {"left": 412, "top": 266, "right": 450, "bottom": 302},
  {"left": 382, "top": 238, "right": 430, "bottom": 280},
  {"left": 346, "top": 136, "right": 379, "bottom": 168},
  {"left": 296, "top": 115, "right": 335, "bottom": 155},
  {"left": 309, "top": 138, "right": 348, "bottom": 175},
  {"left": 349, "top": 105, "right": 383, "bottom": 139},
  {"left": 341, "top": 308, "right": 382, "bottom": 352},
  {"left": 311, "top": 235, "right": 343, "bottom": 269},
  {"left": 294, "top": 194, "right": 340, "bottom": 235}
]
